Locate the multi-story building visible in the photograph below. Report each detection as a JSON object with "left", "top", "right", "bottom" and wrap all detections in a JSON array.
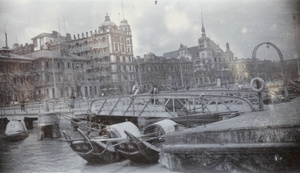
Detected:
[
  {"left": 135, "top": 52, "right": 194, "bottom": 92},
  {"left": 163, "top": 18, "right": 235, "bottom": 86},
  {"left": 24, "top": 49, "right": 87, "bottom": 100},
  {"left": 231, "top": 58, "right": 282, "bottom": 84},
  {"left": 68, "top": 14, "right": 135, "bottom": 94},
  {"left": 0, "top": 47, "right": 34, "bottom": 104},
  {"left": 5, "top": 13, "right": 136, "bottom": 102}
]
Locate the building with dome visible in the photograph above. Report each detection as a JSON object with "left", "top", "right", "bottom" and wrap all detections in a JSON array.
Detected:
[
  {"left": 68, "top": 14, "right": 135, "bottom": 95},
  {"left": 163, "top": 18, "right": 235, "bottom": 87}
]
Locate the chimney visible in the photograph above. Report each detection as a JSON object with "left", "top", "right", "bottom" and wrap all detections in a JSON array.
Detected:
[
  {"left": 86, "top": 32, "right": 88, "bottom": 37},
  {"left": 73, "top": 35, "right": 76, "bottom": 40},
  {"left": 82, "top": 33, "right": 84, "bottom": 38},
  {"left": 90, "top": 31, "right": 93, "bottom": 36},
  {"left": 77, "top": 34, "right": 80, "bottom": 39},
  {"left": 95, "top": 30, "right": 97, "bottom": 34},
  {"left": 66, "top": 33, "right": 71, "bottom": 41},
  {"left": 52, "top": 31, "right": 58, "bottom": 37}
]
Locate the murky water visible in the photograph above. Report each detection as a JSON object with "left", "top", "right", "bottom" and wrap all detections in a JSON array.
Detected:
[{"left": 0, "top": 123, "right": 170, "bottom": 173}]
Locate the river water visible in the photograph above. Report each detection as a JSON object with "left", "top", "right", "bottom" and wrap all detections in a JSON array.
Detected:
[{"left": 0, "top": 122, "right": 171, "bottom": 173}]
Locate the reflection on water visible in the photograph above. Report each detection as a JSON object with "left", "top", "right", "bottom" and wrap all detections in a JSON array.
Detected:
[
  {"left": 0, "top": 123, "right": 169, "bottom": 173},
  {"left": 0, "top": 127, "right": 86, "bottom": 173}
]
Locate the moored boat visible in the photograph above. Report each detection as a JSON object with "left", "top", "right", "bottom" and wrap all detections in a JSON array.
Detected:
[
  {"left": 4, "top": 119, "right": 29, "bottom": 142},
  {"left": 63, "top": 121, "right": 140, "bottom": 164},
  {"left": 116, "top": 119, "right": 179, "bottom": 163}
]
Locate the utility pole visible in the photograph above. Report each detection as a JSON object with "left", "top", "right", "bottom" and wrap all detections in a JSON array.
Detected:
[
  {"left": 180, "top": 60, "right": 184, "bottom": 88},
  {"left": 52, "top": 58, "right": 57, "bottom": 99},
  {"left": 293, "top": 13, "right": 300, "bottom": 79},
  {"left": 138, "top": 60, "right": 142, "bottom": 90},
  {"left": 4, "top": 24, "right": 8, "bottom": 48}
]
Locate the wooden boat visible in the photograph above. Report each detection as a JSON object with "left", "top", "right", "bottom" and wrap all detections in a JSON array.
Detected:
[
  {"left": 63, "top": 121, "right": 140, "bottom": 164},
  {"left": 4, "top": 119, "right": 29, "bottom": 142},
  {"left": 116, "top": 119, "right": 178, "bottom": 163}
]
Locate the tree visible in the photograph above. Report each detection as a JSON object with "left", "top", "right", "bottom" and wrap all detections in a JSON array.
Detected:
[{"left": 0, "top": 62, "right": 41, "bottom": 103}]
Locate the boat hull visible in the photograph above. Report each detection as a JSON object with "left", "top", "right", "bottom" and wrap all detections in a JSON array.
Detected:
[
  {"left": 117, "top": 141, "right": 160, "bottom": 163},
  {"left": 69, "top": 140, "right": 123, "bottom": 164},
  {"left": 63, "top": 121, "right": 140, "bottom": 164},
  {"left": 4, "top": 119, "right": 29, "bottom": 142},
  {"left": 116, "top": 120, "right": 174, "bottom": 163},
  {"left": 4, "top": 132, "right": 29, "bottom": 142}
]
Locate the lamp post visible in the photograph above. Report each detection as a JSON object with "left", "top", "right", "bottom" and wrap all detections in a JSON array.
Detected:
[
  {"left": 52, "top": 58, "right": 57, "bottom": 99},
  {"left": 293, "top": 13, "right": 300, "bottom": 79},
  {"left": 137, "top": 59, "right": 142, "bottom": 91}
]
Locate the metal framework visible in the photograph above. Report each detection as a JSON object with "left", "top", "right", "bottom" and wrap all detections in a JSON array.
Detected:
[{"left": 88, "top": 90, "right": 257, "bottom": 118}]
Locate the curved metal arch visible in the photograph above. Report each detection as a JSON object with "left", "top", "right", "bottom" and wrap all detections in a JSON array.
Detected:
[
  {"left": 252, "top": 42, "right": 287, "bottom": 78},
  {"left": 252, "top": 42, "right": 289, "bottom": 101}
]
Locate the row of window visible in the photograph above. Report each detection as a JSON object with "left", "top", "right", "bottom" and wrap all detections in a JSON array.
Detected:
[
  {"left": 139, "top": 64, "right": 193, "bottom": 72},
  {"left": 114, "top": 44, "right": 132, "bottom": 54},
  {"left": 44, "top": 61, "right": 85, "bottom": 70},
  {"left": 115, "top": 56, "right": 134, "bottom": 63}
]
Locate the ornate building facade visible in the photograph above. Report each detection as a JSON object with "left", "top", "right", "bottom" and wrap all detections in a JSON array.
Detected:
[
  {"left": 68, "top": 14, "right": 135, "bottom": 94},
  {"left": 135, "top": 52, "right": 194, "bottom": 92},
  {"left": 2, "top": 14, "right": 136, "bottom": 103},
  {"left": 163, "top": 18, "right": 235, "bottom": 87}
]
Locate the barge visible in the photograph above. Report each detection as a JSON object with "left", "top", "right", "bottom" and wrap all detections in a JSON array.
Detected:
[{"left": 160, "top": 98, "right": 300, "bottom": 172}]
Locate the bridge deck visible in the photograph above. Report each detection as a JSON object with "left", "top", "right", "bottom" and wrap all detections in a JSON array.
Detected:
[{"left": 1, "top": 89, "right": 259, "bottom": 120}]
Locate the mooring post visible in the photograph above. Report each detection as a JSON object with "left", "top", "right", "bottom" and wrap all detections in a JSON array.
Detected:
[{"left": 256, "top": 80, "right": 264, "bottom": 111}]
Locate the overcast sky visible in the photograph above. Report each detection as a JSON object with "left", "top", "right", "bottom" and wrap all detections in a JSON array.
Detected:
[{"left": 0, "top": 0, "right": 299, "bottom": 60}]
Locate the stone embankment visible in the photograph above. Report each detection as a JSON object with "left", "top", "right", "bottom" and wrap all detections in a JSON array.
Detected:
[{"left": 160, "top": 98, "right": 300, "bottom": 172}]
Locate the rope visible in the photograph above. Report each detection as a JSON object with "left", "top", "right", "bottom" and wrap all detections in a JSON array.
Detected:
[{"left": 58, "top": 112, "right": 105, "bottom": 131}]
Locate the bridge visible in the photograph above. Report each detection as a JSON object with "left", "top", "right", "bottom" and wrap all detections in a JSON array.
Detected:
[{"left": 1, "top": 89, "right": 263, "bottom": 129}]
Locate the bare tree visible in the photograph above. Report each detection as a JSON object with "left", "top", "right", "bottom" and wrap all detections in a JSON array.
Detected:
[{"left": 0, "top": 62, "right": 41, "bottom": 103}]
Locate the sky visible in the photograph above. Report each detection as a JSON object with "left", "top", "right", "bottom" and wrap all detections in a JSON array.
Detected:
[{"left": 0, "top": 0, "right": 299, "bottom": 60}]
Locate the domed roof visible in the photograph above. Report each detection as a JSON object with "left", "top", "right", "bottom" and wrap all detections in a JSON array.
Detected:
[
  {"left": 99, "top": 14, "right": 117, "bottom": 28},
  {"left": 120, "top": 19, "right": 129, "bottom": 26}
]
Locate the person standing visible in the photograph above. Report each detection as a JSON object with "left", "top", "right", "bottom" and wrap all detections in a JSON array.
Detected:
[
  {"left": 69, "top": 91, "right": 76, "bottom": 109},
  {"left": 20, "top": 99, "right": 25, "bottom": 111}
]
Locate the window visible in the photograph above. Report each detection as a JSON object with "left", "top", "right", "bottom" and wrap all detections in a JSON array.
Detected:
[
  {"left": 57, "top": 62, "right": 60, "bottom": 68},
  {"left": 46, "top": 61, "right": 49, "bottom": 68}
]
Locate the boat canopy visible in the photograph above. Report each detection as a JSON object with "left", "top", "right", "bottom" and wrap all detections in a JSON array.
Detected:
[
  {"left": 104, "top": 121, "right": 140, "bottom": 138},
  {"left": 4, "top": 120, "right": 28, "bottom": 135},
  {"left": 144, "top": 119, "right": 177, "bottom": 135}
]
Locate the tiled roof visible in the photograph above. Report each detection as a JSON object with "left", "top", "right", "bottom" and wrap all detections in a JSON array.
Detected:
[
  {"left": 0, "top": 53, "right": 34, "bottom": 62},
  {"left": 164, "top": 45, "right": 199, "bottom": 59},
  {"left": 187, "top": 46, "right": 198, "bottom": 57},
  {"left": 163, "top": 50, "right": 179, "bottom": 59},
  {"left": 31, "top": 33, "right": 53, "bottom": 40},
  {"left": 23, "top": 50, "right": 87, "bottom": 60}
]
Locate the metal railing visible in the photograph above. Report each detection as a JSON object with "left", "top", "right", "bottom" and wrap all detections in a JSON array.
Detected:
[{"left": 88, "top": 92, "right": 256, "bottom": 118}]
